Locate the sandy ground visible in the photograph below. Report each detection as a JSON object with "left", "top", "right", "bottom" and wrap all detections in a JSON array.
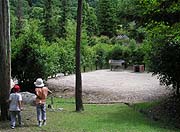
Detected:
[{"left": 47, "top": 69, "right": 171, "bottom": 103}]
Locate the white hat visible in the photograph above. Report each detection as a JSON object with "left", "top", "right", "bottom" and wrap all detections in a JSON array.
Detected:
[{"left": 34, "top": 78, "right": 44, "bottom": 87}]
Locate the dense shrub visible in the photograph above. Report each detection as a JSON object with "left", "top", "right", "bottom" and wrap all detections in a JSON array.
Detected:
[
  {"left": 11, "top": 20, "right": 61, "bottom": 91},
  {"left": 92, "top": 43, "right": 112, "bottom": 69},
  {"left": 81, "top": 45, "right": 95, "bottom": 72},
  {"left": 54, "top": 39, "right": 75, "bottom": 75},
  {"left": 11, "top": 30, "right": 47, "bottom": 91},
  {"left": 131, "top": 46, "right": 145, "bottom": 65},
  {"left": 109, "top": 45, "right": 123, "bottom": 60},
  {"left": 149, "top": 40, "right": 180, "bottom": 95}
]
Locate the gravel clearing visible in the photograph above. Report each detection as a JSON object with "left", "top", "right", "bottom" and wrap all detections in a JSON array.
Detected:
[{"left": 47, "top": 69, "right": 171, "bottom": 103}]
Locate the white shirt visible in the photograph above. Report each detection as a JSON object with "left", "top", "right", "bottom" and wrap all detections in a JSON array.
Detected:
[{"left": 9, "top": 93, "right": 22, "bottom": 111}]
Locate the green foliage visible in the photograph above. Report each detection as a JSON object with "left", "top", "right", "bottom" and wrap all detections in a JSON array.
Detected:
[
  {"left": 41, "top": 0, "right": 54, "bottom": 42},
  {"left": 54, "top": 38, "right": 75, "bottom": 75},
  {"left": 116, "top": 0, "right": 145, "bottom": 42},
  {"left": 116, "top": 0, "right": 143, "bottom": 22},
  {"left": 96, "top": 35, "right": 111, "bottom": 44},
  {"left": 81, "top": 45, "right": 95, "bottom": 72},
  {"left": 29, "top": 7, "right": 44, "bottom": 20},
  {"left": 131, "top": 46, "right": 145, "bottom": 65},
  {"left": 97, "top": 0, "right": 117, "bottom": 37},
  {"left": 121, "top": 46, "right": 131, "bottom": 65},
  {"left": 9, "top": 0, "right": 28, "bottom": 37},
  {"left": 149, "top": 40, "right": 180, "bottom": 94},
  {"left": 39, "top": 44, "right": 61, "bottom": 77},
  {"left": 83, "top": 1, "right": 98, "bottom": 38},
  {"left": 140, "top": 40, "right": 152, "bottom": 69},
  {"left": 109, "top": 45, "right": 132, "bottom": 66},
  {"left": 138, "top": 0, "right": 180, "bottom": 25},
  {"left": 110, "top": 35, "right": 129, "bottom": 45},
  {"left": 41, "top": 41, "right": 75, "bottom": 76},
  {"left": 143, "top": 20, "right": 180, "bottom": 93},
  {"left": 57, "top": 0, "right": 70, "bottom": 39},
  {"left": 92, "top": 43, "right": 112, "bottom": 69},
  {"left": 11, "top": 25, "right": 47, "bottom": 90},
  {"left": 10, "top": 12, "right": 17, "bottom": 37},
  {"left": 13, "top": 43, "right": 44, "bottom": 78},
  {"left": 10, "top": 0, "right": 29, "bottom": 18},
  {"left": 139, "top": 0, "right": 180, "bottom": 94},
  {"left": 66, "top": 20, "right": 76, "bottom": 42},
  {"left": 11, "top": 19, "right": 77, "bottom": 90},
  {"left": 86, "top": 0, "right": 98, "bottom": 8},
  {"left": 109, "top": 45, "right": 123, "bottom": 60},
  {"left": 145, "top": 22, "right": 170, "bottom": 42}
]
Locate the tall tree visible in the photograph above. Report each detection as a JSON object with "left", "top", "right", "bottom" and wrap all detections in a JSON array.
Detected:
[
  {"left": 42, "top": 0, "right": 53, "bottom": 42},
  {"left": 83, "top": 1, "right": 98, "bottom": 38},
  {"left": 0, "top": 0, "right": 11, "bottom": 121},
  {"left": 97, "top": 0, "right": 117, "bottom": 37},
  {"left": 58, "top": 0, "right": 70, "bottom": 39},
  {"left": 16, "top": 0, "right": 23, "bottom": 37},
  {"left": 75, "top": 0, "right": 84, "bottom": 111}
]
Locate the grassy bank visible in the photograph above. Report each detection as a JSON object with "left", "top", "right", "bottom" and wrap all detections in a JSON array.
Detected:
[{"left": 0, "top": 98, "right": 179, "bottom": 132}]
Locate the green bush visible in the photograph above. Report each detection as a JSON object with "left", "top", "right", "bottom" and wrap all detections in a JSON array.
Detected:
[
  {"left": 109, "top": 45, "right": 123, "bottom": 60},
  {"left": 131, "top": 46, "right": 145, "bottom": 65},
  {"left": 11, "top": 32, "right": 47, "bottom": 91},
  {"left": 11, "top": 20, "right": 50, "bottom": 91},
  {"left": 149, "top": 40, "right": 180, "bottom": 95},
  {"left": 56, "top": 39, "right": 75, "bottom": 75},
  {"left": 92, "top": 43, "right": 112, "bottom": 69},
  {"left": 81, "top": 45, "right": 96, "bottom": 72}
]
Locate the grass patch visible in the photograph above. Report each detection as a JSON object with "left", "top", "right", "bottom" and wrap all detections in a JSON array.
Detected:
[
  {"left": 0, "top": 98, "right": 179, "bottom": 132},
  {"left": 132, "top": 101, "right": 160, "bottom": 111},
  {"left": 132, "top": 96, "right": 180, "bottom": 129}
]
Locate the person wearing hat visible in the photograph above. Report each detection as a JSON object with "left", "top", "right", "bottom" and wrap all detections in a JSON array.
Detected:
[
  {"left": 34, "top": 78, "right": 52, "bottom": 127},
  {"left": 8, "top": 84, "right": 23, "bottom": 129}
]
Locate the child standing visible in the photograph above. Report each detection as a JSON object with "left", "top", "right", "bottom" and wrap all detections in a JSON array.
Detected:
[
  {"left": 34, "top": 78, "right": 52, "bottom": 127},
  {"left": 8, "top": 84, "right": 23, "bottom": 129}
]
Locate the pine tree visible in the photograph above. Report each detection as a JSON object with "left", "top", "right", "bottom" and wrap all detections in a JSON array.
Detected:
[
  {"left": 42, "top": 0, "right": 53, "bottom": 42},
  {"left": 83, "top": 1, "right": 98, "bottom": 38},
  {"left": 97, "top": 0, "right": 117, "bottom": 37},
  {"left": 58, "top": 0, "right": 70, "bottom": 39},
  {"left": 16, "top": 0, "right": 23, "bottom": 37}
]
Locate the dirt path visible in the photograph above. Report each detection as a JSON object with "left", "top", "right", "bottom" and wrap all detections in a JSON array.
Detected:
[{"left": 47, "top": 69, "right": 171, "bottom": 103}]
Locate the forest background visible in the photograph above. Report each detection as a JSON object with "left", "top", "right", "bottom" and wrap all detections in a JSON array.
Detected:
[{"left": 10, "top": 0, "right": 180, "bottom": 95}]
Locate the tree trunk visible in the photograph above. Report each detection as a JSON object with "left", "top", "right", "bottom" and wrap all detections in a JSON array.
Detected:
[
  {"left": 75, "top": 0, "right": 84, "bottom": 111},
  {"left": 0, "top": 0, "right": 11, "bottom": 121}
]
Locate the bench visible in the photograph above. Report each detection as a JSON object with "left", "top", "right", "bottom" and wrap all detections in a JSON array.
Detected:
[{"left": 109, "top": 59, "right": 125, "bottom": 71}]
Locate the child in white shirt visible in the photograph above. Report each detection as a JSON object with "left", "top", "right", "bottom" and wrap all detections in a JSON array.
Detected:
[{"left": 8, "top": 84, "right": 23, "bottom": 129}]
